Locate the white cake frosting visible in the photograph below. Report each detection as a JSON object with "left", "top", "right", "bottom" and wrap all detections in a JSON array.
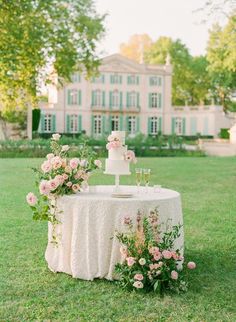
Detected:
[{"left": 104, "top": 131, "right": 131, "bottom": 175}]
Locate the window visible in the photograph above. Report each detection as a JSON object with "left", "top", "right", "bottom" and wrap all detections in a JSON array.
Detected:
[
  {"left": 94, "top": 115, "right": 102, "bottom": 135},
  {"left": 69, "top": 115, "right": 78, "bottom": 133},
  {"left": 110, "top": 74, "right": 122, "bottom": 84},
  {"left": 129, "top": 92, "right": 136, "bottom": 107},
  {"left": 111, "top": 116, "right": 119, "bottom": 131},
  {"left": 94, "top": 90, "right": 102, "bottom": 106},
  {"left": 128, "top": 116, "right": 136, "bottom": 135},
  {"left": 149, "top": 76, "right": 162, "bottom": 86},
  {"left": 67, "top": 89, "right": 81, "bottom": 105},
  {"left": 71, "top": 73, "right": 81, "bottom": 83},
  {"left": 92, "top": 74, "right": 105, "bottom": 84},
  {"left": 44, "top": 114, "right": 53, "bottom": 133},
  {"left": 175, "top": 118, "right": 183, "bottom": 135},
  {"left": 150, "top": 117, "right": 159, "bottom": 135},
  {"left": 112, "top": 90, "right": 119, "bottom": 107},
  {"left": 149, "top": 93, "right": 161, "bottom": 108},
  {"left": 127, "top": 75, "right": 139, "bottom": 85}
]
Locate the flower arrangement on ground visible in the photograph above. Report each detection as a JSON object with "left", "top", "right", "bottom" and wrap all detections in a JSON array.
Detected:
[
  {"left": 26, "top": 133, "right": 102, "bottom": 241},
  {"left": 115, "top": 208, "right": 196, "bottom": 295}
]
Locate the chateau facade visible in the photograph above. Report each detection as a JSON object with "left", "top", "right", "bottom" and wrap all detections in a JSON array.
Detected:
[{"left": 39, "top": 54, "right": 232, "bottom": 137}]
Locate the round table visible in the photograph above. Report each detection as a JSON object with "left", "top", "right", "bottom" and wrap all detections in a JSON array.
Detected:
[{"left": 45, "top": 185, "right": 184, "bottom": 280}]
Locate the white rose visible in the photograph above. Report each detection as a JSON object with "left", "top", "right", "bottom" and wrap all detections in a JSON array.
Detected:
[
  {"left": 61, "top": 145, "right": 69, "bottom": 152},
  {"left": 94, "top": 159, "right": 102, "bottom": 168},
  {"left": 52, "top": 133, "right": 61, "bottom": 141},
  {"left": 139, "top": 258, "right": 146, "bottom": 266}
]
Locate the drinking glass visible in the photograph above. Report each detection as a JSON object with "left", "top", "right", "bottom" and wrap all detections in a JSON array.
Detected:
[
  {"left": 143, "top": 169, "right": 151, "bottom": 193},
  {"left": 135, "top": 168, "right": 142, "bottom": 193}
]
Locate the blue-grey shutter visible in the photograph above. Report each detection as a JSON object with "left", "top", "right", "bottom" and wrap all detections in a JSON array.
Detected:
[
  {"left": 126, "top": 116, "right": 129, "bottom": 132},
  {"left": 126, "top": 92, "right": 129, "bottom": 108},
  {"left": 52, "top": 115, "right": 56, "bottom": 132},
  {"left": 182, "top": 118, "right": 186, "bottom": 135},
  {"left": 110, "top": 75, "right": 113, "bottom": 84},
  {"left": 102, "top": 115, "right": 106, "bottom": 135},
  {"left": 91, "top": 91, "right": 95, "bottom": 107},
  {"left": 102, "top": 74, "right": 105, "bottom": 83},
  {"left": 190, "top": 117, "right": 197, "bottom": 135},
  {"left": 66, "top": 115, "right": 70, "bottom": 133},
  {"left": 119, "top": 75, "right": 122, "bottom": 84},
  {"left": 120, "top": 92, "right": 123, "bottom": 110},
  {"left": 148, "top": 117, "right": 152, "bottom": 135},
  {"left": 159, "top": 77, "right": 162, "bottom": 86},
  {"left": 109, "top": 91, "right": 112, "bottom": 109},
  {"left": 136, "top": 116, "right": 140, "bottom": 133},
  {"left": 127, "top": 76, "right": 130, "bottom": 85},
  {"left": 159, "top": 117, "right": 162, "bottom": 134},
  {"left": 102, "top": 91, "right": 105, "bottom": 107},
  {"left": 78, "top": 90, "right": 82, "bottom": 106},
  {"left": 108, "top": 115, "right": 112, "bottom": 132},
  {"left": 148, "top": 93, "right": 152, "bottom": 108},
  {"left": 137, "top": 93, "right": 140, "bottom": 108},
  {"left": 91, "top": 115, "right": 94, "bottom": 136},
  {"left": 78, "top": 115, "right": 82, "bottom": 132},
  {"left": 119, "top": 115, "right": 123, "bottom": 130},
  {"left": 67, "top": 90, "right": 71, "bottom": 105},
  {"left": 158, "top": 93, "right": 162, "bottom": 108},
  {"left": 171, "top": 117, "right": 175, "bottom": 134},
  {"left": 136, "top": 76, "right": 139, "bottom": 85},
  {"left": 40, "top": 114, "right": 45, "bottom": 133}
]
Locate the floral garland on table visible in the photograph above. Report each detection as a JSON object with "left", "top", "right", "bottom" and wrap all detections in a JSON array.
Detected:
[
  {"left": 106, "top": 134, "right": 137, "bottom": 164},
  {"left": 115, "top": 208, "right": 196, "bottom": 295},
  {"left": 26, "top": 133, "right": 102, "bottom": 243}
]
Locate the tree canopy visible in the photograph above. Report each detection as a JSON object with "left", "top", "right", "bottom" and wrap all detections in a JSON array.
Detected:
[{"left": 0, "top": 0, "right": 105, "bottom": 118}]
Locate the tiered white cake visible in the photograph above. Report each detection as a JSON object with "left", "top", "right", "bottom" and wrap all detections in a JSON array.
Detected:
[{"left": 104, "top": 131, "right": 131, "bottom": 175}]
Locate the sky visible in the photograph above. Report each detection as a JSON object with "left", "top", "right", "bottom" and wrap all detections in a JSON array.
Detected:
[{"left": 95, "top": 0, "right": 217, "bottom": 57}]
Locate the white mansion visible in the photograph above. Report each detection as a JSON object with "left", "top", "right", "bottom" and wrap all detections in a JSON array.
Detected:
[{"left": 39, "top": 54, "right": 233, "bottom": 137}]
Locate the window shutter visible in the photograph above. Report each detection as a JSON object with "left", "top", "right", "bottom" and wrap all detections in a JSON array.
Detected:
[
  {"left": 102, "top": 91, "right": 105, "bottom": 107},
  {"left": 136, "top": 116, "right": 140, "bottom": 133},
  {"left": 78, "top": 90, "right": 82, "bottom": 106},
  {"left": 110, "top": 75, "right": 113, "bottom": 84},
  {"left": 91, "top": 90, "right": 95, "bottom": 107},
  {"left": 109, "top": 91, "right": 112, "bottom": 109},
  {"left": 78, "top": 115, "right": 82, "bottom": 132},
  {"left": 136, "top": 76, "right": 139, "bottom": 85},
  {"left": 52, "top": 115, "right": 56, "bottom": 132},
  {"left": 102, "top": 115, "right": 106, "bottom": 135},
  {"left": 108, "top": 115, "right": 112, "bottom": 132},
  {"left": 159, "top": 77, "right": 162, "bottom": 86},
  {"left": 91, "top": 115, "right": 94, "bottom": 136},
  {"left": 203, "top": 117, "right": 208, "bottom": 135},
  {"left": 127, "top": 76, "right": 130, "bottom": 85},
  {"left": 119, "top": 92, "right": 123, "bottom": 110},
  {"left": 171, "top": 117, "right": 176, "bottom": 134},
  {"left": 67, "top": 90, "right": 71, "bottom": 105},
  {"left": 159, "top": 117, "right": 162, "bottom": 134},
  {"left": 126, "top": 92, "right": 129, "bottom": 108},
  {"left": 126, "top": 116, "right": 129, "bottom": 132},
  {"left": 137, "top": 93, "right": 140, "bottom": 108},
  {"left": 102, "top": 74, "right": 105, "bottom": 83},
  {"left": 158, "top": 93, "right": 162, "bottom": 108},
  {"left": 66, "top": 115, "right": 70, "bottom": 133},
  {"left": 78, "top": 74, "right": 81, "bottom": 82},
  {"left": 119, "top": 115, "right": 123, "bottom": 130},
  {"left": 119, "top": 75, "right": 122, "bottom": 84},
  {"left": 148, "top": 117, "right": 151, "bottom": 135},
  {"left": 148, "top": 93, "right": 152, "bottom": 108},
  {"left": 40, "top": 114, "right": 45, "bottom": 133},
  {"left": 182, "top": 118, "right": 186, "bottom": 135},
  {"left": 149, "top": 77, "right": 152, "bottom": 86}
]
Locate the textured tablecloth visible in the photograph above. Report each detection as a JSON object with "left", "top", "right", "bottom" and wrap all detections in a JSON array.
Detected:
[{"left": 45, "top": 185, "right": 184, "bottom": 280}]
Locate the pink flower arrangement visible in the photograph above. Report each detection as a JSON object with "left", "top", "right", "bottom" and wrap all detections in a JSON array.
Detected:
[
  {"left": 115, "top": 208, "right": 196, "bottom": 295},
  {"left": 106, "top": 140, "right": 121, "bottom": 150},
  {"left": 26, "top": 192, "right": 37, "bottom": 206},
  {"left": 124, "top": 150, "right": 137, "bottom": 163}
]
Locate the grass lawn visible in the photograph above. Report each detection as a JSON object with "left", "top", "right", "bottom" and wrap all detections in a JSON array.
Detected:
[{"left": 0, "top": 157, "right": 236, "bottom": 321}]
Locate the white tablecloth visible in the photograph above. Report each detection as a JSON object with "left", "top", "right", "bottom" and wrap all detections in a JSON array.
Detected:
[{"left": 45, "top": 185, "right": 184, "bottom": 280}]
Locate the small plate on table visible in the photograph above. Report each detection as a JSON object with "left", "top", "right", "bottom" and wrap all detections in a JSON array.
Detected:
[{"left": 111, "top": 192, "right": 133, "bottom": 198}]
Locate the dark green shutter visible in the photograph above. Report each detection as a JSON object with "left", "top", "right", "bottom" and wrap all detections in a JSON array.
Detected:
[
  {"left": 66, "top": 115, "right": 70, "bottom": 133},
  {"left": 159, "top": 117, "right": 162, "bottom": 134},
  {"left": 137, "top": 93, "right": 140, "bottom": 108},
  {"left": 40, "top": 114, "right": 45, "bottom": 133},
  {"left": 182, "top": 118, "right": 186, "bottom": 135},
  {"left": 91, "top": 91, "right": 95, "bottom": 107},
  {"left": 171, "top": 117, "right": 175, "bottom": 134},
  {"left": 67, "top": 90, "right": 71, "bottom": 105},
  {"left": 78, "top": 115, "right": 82, "bottom": 132},
  {"left": 119, "top": 115, "right": 123, "bottom": 130},
  {"left": 109, "top": 91, "right": 112, "bottom": 109},
  {"left": 119, "top": 92, "right": 123, "bottom": 110},
  {"left": 137, "top": 116, "right": 140, "bottom": 133},
  {"left": 102, "top": 91, "right": 105, "bottom": 107},
  {"left": 126, "top": 92, "right": 129, "bottom": 108},
  {"left": 52, "top": 115, "right": 56, "bottom": 132},
  {"left": 148, "top": 117, "right": 151, "bottom": 135},
  {"left": 78, "top": 90, "right": 82, "bottom": 106},
  {"left": 158, "top": 93, "right": 162, "bottom": 108},
  {"left": 148, "top": 93, "right": 152, "bottom": 108}
]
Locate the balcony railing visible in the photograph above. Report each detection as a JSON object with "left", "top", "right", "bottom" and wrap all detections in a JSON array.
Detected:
[{"left": 91, "top": 105, "right": 140, "bottom": 112}]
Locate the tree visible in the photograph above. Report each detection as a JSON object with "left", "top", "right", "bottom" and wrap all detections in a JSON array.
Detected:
[
  {"left": 207, "top": 14, "right": 236, "bottom": 110},
  {"left": 0, "top": 0, "right": 105, "bottom": 120},
  {"left": 120, "top": 34, "right": 153, "bottom": 63}
]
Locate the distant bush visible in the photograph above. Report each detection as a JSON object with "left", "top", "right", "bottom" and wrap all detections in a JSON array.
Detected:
[{"left": 220, "top": 128, "right": 229, "bottom": 139}]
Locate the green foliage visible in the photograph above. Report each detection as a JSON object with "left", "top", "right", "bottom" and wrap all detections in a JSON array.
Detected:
[
  {"left": 220, "top": 128, "right": 230, "bottom": 139},
  {"left": 0, "top": 0, "right": 105, "bottom": 115},
  {"left": 32, "top": 109, "right": 41, "bottom": 131}
]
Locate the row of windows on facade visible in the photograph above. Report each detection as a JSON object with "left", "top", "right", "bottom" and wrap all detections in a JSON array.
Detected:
[
  {"left": 67, "top": 90, "right": 162, "bottom": 108},
  {"left": 41, "top": 115, "right": 208, "bottom": 136},
  {"left": 71, "top": 73, "right": 162, "bottom": 86}
]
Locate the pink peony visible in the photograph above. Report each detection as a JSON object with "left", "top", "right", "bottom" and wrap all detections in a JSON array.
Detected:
[
  {"left": 133, "top": 281, "right": 143, "bottom": 289},
  {"left": 52, "top": 133, "right": 61, "bottom": 141},
  {"left": 162, "top": 250, "right": 172, "bottom": 259},
  {"left": 70, "top": 158, "right": 80, "bottom": 169},
  {"left": 171, "top": 270, "right": 178, "bottom": 280},
  {"left": 134, "top": 274, "right": 144, "bottom": 281},
  {"left": 149, "top": 246, "right": 159, "bottom": 255},
  {"left": 124, "top": 150, "right": 136, "bottom": 163},
  {"left": 49, "top": 179, "right": 59, "bottom": 191},
  {"left": 171, "top": 252, "right": 179, "bottom": 260},
  {"left": 72, "top": 184, "right": 80, "bottom": 192},
  {"left": 26, "top": 192, "right": 37, "bottom": 206},
  {"left": 66, "top": 182, "right": 72, "bottom": 187},
  {"left": 62, "top": 173, "right": 69, "bottom": 180},
  {"left": 54, "top": 175, "right": 64, "bottom": 185},
  {"left": 153, "top": 252, "right": 162, "bottom": 261},
  {"left": 51, "top": 156, "right": 62, "bottom": 170},
  {"left": 187, "top": 261, "right": 196, "bottom": 270},
  {"left": 94, "top": 159, "right": 102, "bottom": 168},
  {"left": 106, "top": 141, "right": 121, "bottom": 150},
  {"left": 39, "top": 180, "right": 50, "bottom": 195},
  {"left": 46, "top": 153, "right": 54, "bottom": 160},
  {"left": 41, "top": 160, "right": 52, "bottom": 173},
  {"left": 126, "top": 257, "right": 136, "bottom": 267}
]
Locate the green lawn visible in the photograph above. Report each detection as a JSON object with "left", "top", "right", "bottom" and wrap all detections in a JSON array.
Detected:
[{"left": 0, "top": 157, "right": 235, "bottom": 321}]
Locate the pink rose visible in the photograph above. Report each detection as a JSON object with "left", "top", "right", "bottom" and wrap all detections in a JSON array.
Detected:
[
  {"left": 171, "top": 252, "right": 178, "bottom": 260},
  {"left": 153, "top": 252, "right": 162, "bottom": 261},
  {"left": 26, "top": 192, "right": 37, "bottom": 206},
  {"left": 126, "top": 257, "right": 136, "bottom": 267},
  {"left": 46, "top": 153, "right": 54, "bottom": 160},
  {"left": 54, "top": 175, "right": 64, "bottom": 185},
  {"left": 74, "top": 169, "right": 84, "bottom": 179},
  {"left": 133, "top": 281, "right": 143, "bottom": 289},
  {"left": 51, "top": 156, "right": 62, "bottom": 170},
  {"left": 66, "top": 182, "right": 72, "bottom": 187},
  {"left": 62, "top": 173, "right": 68, "bottom": 180},
  {"left": 149, "top": 246, "right": 159, "bottom": 255},
  {"left": 134, "top": 274, "right": 143, "bottom": 281},
  {"left": 72, "top": 184, "right": 80, "bottom": 192},
  {"left": 124, "top": 150, "right": 136, "bottom": 163},
  {"left": 80, "top": 159, "right": 88, "bottom": 167},
  {"left": 70, "top": 158, "right": 80, "bottom": 169},
  {"left": 39, "top": 180, "right": 50, "bottom": 195},
  {"left": 120, "top": 245, "right": 128, "bottom": 256},
  {"left": 49, "top": 179, "right": 59, "bottom": 191},
  {"left": 94, "top": 159, "right": 102, "bottom": 168},
  {"left": 41, "top": 160, "right": 52, "bottom": 173},
  {"left": 162, "top": 250, "right": 172, "bottom": 259},
  {"left": 65, "top": 166, "right": 72, "bottom": 174},
  {"left": 187, "top": 261, "right": 196, "bottom": 270},
  {"left": 171, "top": 270, "right": 178, "bottom": 280}
]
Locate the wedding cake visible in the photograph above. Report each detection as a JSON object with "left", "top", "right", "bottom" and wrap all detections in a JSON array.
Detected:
[{"left": 104, "top": 131, "right": 136, "bottom": 175}]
